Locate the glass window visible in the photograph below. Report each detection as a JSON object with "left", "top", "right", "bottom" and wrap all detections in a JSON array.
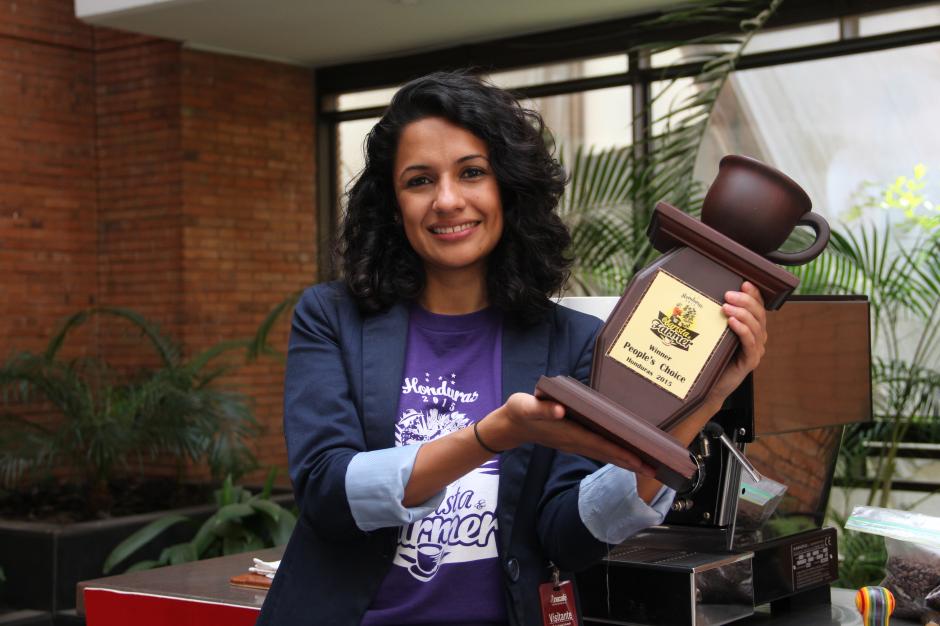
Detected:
[
  {"left": 488, "top": 55, "right": 627, "bottom": 90},
  {"left": 859, "top": 4, "right": 940, "bottom": 37},
  {"left": 651, "top": 21, "right": 839, "bottom": 67},
  {"left": 743, "top": 20, "right": 840, "bottom": 55},
  {"left": 337, "top": 117, "right": 380, "bottom": 208},
  {"left": 332, "top": 87, "right": 398, "bottom": 113},
  {"left": 651, "top": 76, "right": 700, "bottom": 138},
  {"left": 521, "top": 85, "right": 632, "bottom": 153}
]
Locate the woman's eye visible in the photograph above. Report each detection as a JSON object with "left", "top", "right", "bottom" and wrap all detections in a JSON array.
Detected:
[
  {"left": 405, "top": 175, "right": 431, "bottom": 188},
  {"left": 462, "top": 167, "right": 486, "bottom": 179}
]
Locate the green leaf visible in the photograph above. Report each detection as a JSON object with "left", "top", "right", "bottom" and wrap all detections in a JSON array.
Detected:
[
  {"left": 249, "top": 498, "right": 284, "bottom": 523},
  {"left": 218, "top": 474, "right": 235, "bottom": 506},
  {"left": 249, "top": 292, "right": 302, "bottom": 362},
  {"left": 261, "top": 466, "right": 278, "bottom": 500},
  {"left": 103, "top": 514, "right": 190, "bottom": 574},
  {"left": 124, "top": 559, "right": 162, "bottom": 573},
  {"left": 269, "top": 508, "right": 296, "bottom": 546},
  {"left": 222, "top": 533, "right": 266, "bottom": 556},
  {"left": 192, "top": 502, "right": 256, "bottom": 553},
  {"left": 158, "top": 542, "right": 198, "bottom": 566}
]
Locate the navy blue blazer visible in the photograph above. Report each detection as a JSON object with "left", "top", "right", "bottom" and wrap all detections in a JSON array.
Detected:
[{"left": 257, "top": 281, "right": 607, "bottom": 626}]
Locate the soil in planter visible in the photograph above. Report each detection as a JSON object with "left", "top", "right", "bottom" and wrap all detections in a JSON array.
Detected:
[{"left": 0, "top": 477, "right": 216, "bottom": 524}]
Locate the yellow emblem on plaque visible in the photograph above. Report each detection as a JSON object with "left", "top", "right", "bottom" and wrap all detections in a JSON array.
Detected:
[{"left": 607, "top": 271, "right": 728, "bottom": 399}]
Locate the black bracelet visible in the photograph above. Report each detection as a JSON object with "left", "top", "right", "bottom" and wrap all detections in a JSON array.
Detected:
[{"left": 473, "top": 420, "right": 503, "bottom": 455}]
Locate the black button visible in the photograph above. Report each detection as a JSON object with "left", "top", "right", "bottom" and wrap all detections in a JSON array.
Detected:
[{"left": 506, "top": 557, "right": 520, "bottom": 582}]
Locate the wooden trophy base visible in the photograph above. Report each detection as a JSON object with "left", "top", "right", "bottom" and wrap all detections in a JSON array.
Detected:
[
  {"left": 535, "top": 375, "right": 696, "bottom": 490},
  {"left": 536, "top": 203, "right": 800, "bottom": 482}
]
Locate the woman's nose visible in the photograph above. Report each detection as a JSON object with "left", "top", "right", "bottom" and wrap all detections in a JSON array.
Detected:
[{"left": 432, "top": 177, "right": 466, "bottom": 212}]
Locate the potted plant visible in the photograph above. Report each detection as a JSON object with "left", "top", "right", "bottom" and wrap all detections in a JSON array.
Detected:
[{"left": 0, "top": 307, "right": 266, "bottom": 617}]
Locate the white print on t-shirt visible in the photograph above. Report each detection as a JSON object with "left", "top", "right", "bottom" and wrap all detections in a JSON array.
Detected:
[
  {"left": 403, "top": 372, "right": 480, "bottom": 404},
  {"left": 393, "top": 371, "right": 499, "bottom": 581},
  {"left": 395, "top": 408, "right": 469, "bottom": 446}
]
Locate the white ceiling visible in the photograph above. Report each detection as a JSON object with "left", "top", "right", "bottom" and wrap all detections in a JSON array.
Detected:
[{"left": 76, "top": 0, "right": 680, "bottom": 67}]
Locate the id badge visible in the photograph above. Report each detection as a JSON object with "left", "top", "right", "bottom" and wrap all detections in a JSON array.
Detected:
[{"left": 539, "top": 575, "right": 580, "bottom": 626}]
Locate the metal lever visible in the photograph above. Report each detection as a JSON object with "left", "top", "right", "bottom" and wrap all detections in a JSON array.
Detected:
[{"left": 703, "top": 422, "right": 761, "bottom": 482}]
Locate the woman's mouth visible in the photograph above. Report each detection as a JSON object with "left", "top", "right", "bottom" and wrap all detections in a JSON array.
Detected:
[{"left": 429, "top": 221, "right": 481, "bottom": 239}]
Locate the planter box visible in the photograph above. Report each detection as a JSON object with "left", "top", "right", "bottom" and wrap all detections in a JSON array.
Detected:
[{"left": 0, "top": 493, "right": 294, "bottom": 620}]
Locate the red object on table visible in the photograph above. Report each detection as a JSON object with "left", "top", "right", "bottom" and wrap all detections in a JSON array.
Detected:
[{"left": 83, "top": 587, "right": 260, "bottom": 626}]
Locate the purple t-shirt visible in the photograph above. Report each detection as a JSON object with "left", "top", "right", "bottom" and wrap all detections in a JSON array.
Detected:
[{"left": 362, "top": 304, "right": 508, "bottom": 626}]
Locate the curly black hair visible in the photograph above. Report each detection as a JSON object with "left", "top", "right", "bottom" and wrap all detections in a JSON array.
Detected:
[{"left": 337, "top": 70, "right": 571, "bottom": 324}]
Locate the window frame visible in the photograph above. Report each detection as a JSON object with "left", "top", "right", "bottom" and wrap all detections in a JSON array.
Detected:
[{"left": 314, "top": 0, "right": 940, "bottom": 281}]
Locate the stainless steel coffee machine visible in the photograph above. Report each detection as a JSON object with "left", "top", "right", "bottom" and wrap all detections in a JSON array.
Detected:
[{"left": 564, "top": 296, "right": 871, "bottom": 626}]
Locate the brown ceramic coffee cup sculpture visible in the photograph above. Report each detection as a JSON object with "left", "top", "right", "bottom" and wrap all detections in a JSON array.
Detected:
[
  {"left": 536, "top": 155, "right": 830, "bottom": 490},
  {"left": 703, "top": 155, "right": 829, "bottom": 264}
]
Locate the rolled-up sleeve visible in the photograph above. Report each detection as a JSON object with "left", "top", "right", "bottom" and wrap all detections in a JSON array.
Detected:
[
  {"left": 345, "top": 444, "right": 446, "bottom": 532},
  {"left": 578, "top": 464, "right": 676, "bottom": 544}
]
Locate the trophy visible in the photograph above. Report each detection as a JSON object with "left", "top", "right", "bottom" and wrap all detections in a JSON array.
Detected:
[{"left": 537, "top": 155, "right": 830, "bottom": 489}]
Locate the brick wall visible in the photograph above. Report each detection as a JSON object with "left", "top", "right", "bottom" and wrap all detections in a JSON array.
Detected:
[
  {"left": 0, "top": 0, "right": 316, "bottom": 486},
  {"left": 0, "top": 0, "right": 99, "bottom": 458},
  {"left": 180, "top": 50, "right": 316, "bottom": 481},
  {"left": 96, "top": 38, "right": 184, "bottom": 370},
  {"left": 0, "top": 1, "right": 96, "bottom": 359}
]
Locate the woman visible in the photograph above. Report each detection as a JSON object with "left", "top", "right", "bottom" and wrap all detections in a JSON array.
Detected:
[{"left": 257, "top": 71, "right": 767, "bottom": 626}]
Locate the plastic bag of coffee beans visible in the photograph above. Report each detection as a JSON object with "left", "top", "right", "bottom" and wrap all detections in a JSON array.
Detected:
[
  {"left": 880, "top": 539, "right": 940, "bottom": 619},
  {"left": 846, "top": 506, "right": 940, "bottom": 620}
]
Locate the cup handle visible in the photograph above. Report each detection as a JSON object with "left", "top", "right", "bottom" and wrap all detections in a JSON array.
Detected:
[{"left": 765, "top": 212, "right": 831, "bottom": 266}]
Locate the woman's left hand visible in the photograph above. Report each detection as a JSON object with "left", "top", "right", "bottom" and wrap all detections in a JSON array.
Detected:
[{"left": 706, "top": 281, "right": 768, "bottom": 405}]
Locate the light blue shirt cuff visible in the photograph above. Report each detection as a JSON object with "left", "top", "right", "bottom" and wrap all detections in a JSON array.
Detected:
[
  {"left": 578, "top": 464, "right": 676, "bottom": 544},
  {"left": 345, "top": 444, "right": 446, "bottom": 532}
]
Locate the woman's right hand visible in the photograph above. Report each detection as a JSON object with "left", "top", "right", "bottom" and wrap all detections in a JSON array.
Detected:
[{"left": 477, "top": 392, "right": 656, "bottom": 477}]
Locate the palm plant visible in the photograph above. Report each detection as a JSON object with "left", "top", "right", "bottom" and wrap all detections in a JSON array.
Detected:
[
  {"left": 560, "top": 0, "right": 783, "bottom": 295},
  {"left": 792, "top": 174, "right": 940, "bottom": 509},
  {"left": 0, "top": 307, "right": 261, "bottom": 513}
]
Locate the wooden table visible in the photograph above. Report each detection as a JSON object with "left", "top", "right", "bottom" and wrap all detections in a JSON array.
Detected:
[{"left": 78, "top": 547, "right": 282, "bottom": 626}]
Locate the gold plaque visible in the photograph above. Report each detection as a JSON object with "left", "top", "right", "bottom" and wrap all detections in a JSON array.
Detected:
[{"left": 607, "top": 270, "right": 729, "bottom": 400}]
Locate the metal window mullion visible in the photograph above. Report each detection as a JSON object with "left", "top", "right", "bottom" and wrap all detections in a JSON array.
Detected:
[{"left": 630, "top": 49, "right": 652, "bottom": 165}]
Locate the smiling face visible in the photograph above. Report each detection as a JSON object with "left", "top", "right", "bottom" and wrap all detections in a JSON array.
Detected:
[{"left": 393, "top": 116, "right": 504, "bottom": 286}]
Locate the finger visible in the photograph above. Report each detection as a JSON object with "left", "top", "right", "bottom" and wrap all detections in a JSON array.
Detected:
[
  {"left": 722, "top": 302, "right": 762, "bottom": 343},
  {"left": 546, "top": 401, "right": 565, "bottom": 420},
  {"left": 531, "top": 397, "right": 566, "bottom": 420},
  {"left": 736, "top": 283, "right": 768, "bottom": 338},
  {"left": 741, "top": 281, "right": 765, "bottom": 308},
  {"left": 509, "top": 393, "right": 565, "bottom": 420},
  {"left": 725, "top": 316, "right": 763, "bottom": 367},
  {"left": 724, "top": 289, "right": 767, "bottom": 331},
  {"left": 723, "top": 295, "right": 767, "bottom": 346}
]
